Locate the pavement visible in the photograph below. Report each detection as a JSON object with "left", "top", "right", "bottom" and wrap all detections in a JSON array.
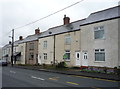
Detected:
[{"left": 10, "top": 65, "right": 120, "bottom": 81}]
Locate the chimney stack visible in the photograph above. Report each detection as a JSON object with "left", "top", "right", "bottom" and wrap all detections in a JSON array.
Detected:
[
  {"left": 35, "top": 27, "right": 40, "bottom": 34},
  {"left": 19, "top": 36, "right": 23, "bottom": 40},
  {"left": 63, "top": 15, "right": 70, "bottom": 25}
]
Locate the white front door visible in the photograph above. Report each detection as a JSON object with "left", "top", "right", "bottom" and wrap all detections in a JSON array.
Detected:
[
  {"left": 75, "top": 52, "right": 81, "bottom": 66},
  {"left": 82, "top": 52, "right": 88, "bottom": 66}
]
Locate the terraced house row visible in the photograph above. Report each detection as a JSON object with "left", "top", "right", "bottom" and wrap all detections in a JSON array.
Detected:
[{"left": 2, "top": 5, "right": 120, "bottom": 69}]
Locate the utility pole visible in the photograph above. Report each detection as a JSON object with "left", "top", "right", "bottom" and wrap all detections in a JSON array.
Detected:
[{"left": 11, "top": 29, "right": 14, "bottom": 67}]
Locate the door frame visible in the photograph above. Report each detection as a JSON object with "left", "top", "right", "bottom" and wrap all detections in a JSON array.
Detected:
[{"left": 75, "top": 51, "right": 81, "bottom": 66}]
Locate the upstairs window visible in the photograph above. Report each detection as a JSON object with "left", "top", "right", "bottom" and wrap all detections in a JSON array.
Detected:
[
  {"left": 94, "top": 26, "right": 104, "bottom": 39},
  {"left": 29, "top": 43, "right": 34, "bottom": 50},
  {"left": 43, "top": 41, "right": 47, "bottom": 48},
  {"left": 21, "top": 46, "right": 23, "bottom": 52},
  {"left": 95, "top": 49, "right": 105, "bottom": 61},
  {"left": 65, "top": 35, "right": 71, "bottom": 45}
]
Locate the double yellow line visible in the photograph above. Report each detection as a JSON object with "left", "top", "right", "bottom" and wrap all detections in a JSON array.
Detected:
[
  {"left": 71, "top": 75, "right": 119, "bottom": 82},
  {"left": 66, "top": 82, "right": 79, "bottom": 85}
]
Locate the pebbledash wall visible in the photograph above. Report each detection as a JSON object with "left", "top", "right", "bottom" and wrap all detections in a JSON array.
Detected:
[
  {"left": 18, "top": 42, "right": 26, "bottom": 64},
  {"left": 80, "top": 19, "right": 119, "bottom": 68},
  {"left": 38, "top": 36, "right": 54, "bottom": 65},
  {"left": 80, "top": 5, "right": 120, "bottom": 68},
  {"left": 55, "top": 30, "right": 81, "bottom": 67}
]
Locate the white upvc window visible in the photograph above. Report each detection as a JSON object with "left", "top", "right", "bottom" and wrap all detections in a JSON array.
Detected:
[
  {"left": 20, "top": 46, "right": 23, "bottom": 52},
  {"left": 43, "top": 53, "right": 47, "bottom": 60},
  {"left": 43, "top": 41, "right": 47, "bottom": 48},
  {"left": 63, "top": 50, "right": 70, "bottom": 61},
  {"left": 29, "top": 43, "right": 34, "bottom": 50},
  {"left": 8, "top": 48, "right": 10, "bottom": 54},
  {"left": 65, "top": 35, "right": 71, "bottom": 45},
  {"left": 95, "top": 49, "right": 105, "bottom": 61},
  {"left": 94, "top": 26, "right": 104, "bottom": 39}
]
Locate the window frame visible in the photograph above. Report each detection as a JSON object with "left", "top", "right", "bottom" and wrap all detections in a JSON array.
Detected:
[
  {"left": 94, "top": 26, "right": 105, "bottom": 39},
  {"left": 43, "top": 41, "right": 47, "bottom": 49},
  {"left": 65, "top": 35, "right": 71, "bottom": 45},
  {"left": 29, "top": 52, "right": 34, "bottom": 60},
  {"left": 63, "top": 50, "right": 70, "bottom": 61},
  {"left": 94, "top": 49, "right": 105, "bottom": 62},
  {"left": 43, "top": 53, "right": 47, "bottom": 60},
  {"left": 29, "top": 43, "right": 34, "bottom": 50}
]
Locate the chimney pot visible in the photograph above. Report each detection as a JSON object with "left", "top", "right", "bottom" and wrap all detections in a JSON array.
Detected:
[
  {"left": 9, "top": 41, "right": 11, "bottom": 44},
  {"left": 35, "top": 27, "right": 40, "bottom": 34},
  {"left": 63, "top": 15, "right": 70, "bottom": 25},
  {"left": 19, "top": 36, "right": 23, "bottom": 40}
]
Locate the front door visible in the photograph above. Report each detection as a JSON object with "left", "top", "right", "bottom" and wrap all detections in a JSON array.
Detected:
[
  {"left": 75, "top": 52, "right": 81, "bottom": 66},
  {"left": 82, "top": 52, "right": 88, "bottom": 66}
]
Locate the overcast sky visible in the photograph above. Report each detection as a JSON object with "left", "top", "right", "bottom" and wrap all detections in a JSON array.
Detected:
[{"left": 0, "top": 0, "right": 119, "bottom": 47}]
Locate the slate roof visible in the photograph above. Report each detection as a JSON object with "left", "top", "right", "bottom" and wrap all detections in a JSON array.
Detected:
[
  {"left": 18, "top": 34, "right": 39, "bottom": 44},
  {"left": 38, "top": 5, "right": 120, "bottom": 38},
  {"left": 14, "top": 40, "right": 23, "bottom": 46},
  {"left": 81, "top": 5, "right": 120, "bottom": 26},
  {"left": 2, "top": 44, "right": 11, "bottom": 49},
  {"left": 11, "top": 5, "right": 120, "bottom": 44},
  {"left": 38, "top": 19, "right": 85, "bottom": 38}
]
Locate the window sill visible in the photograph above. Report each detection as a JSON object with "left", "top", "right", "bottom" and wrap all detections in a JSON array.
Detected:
[
  {"left": 94, "top": 61, "right": 105, "bottom": 63},
  {"left": 29, "top": 49, "right": 34, "bottom": 50},
  {"left": 65, "top": 44, "right": 71, "bottom": 45},
  {"left": 64, "top": 60, "right": 70, "bottom": 62},
  {"left": 94, "top": 38, "right": 105, "bottom": 40}
]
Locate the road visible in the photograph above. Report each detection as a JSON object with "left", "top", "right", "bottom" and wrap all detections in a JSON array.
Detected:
[{"left": 2, "top": 66, "right": 119, "bottom": 88}]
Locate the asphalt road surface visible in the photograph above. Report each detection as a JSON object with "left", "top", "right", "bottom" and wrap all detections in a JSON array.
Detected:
[{"left": 2, "top": 66, "right": 120, "bottom": 88}]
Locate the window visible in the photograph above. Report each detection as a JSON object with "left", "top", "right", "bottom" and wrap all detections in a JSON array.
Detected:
[
  {"left": 29, "top": 43, "right": 34, "bottom": 50},
  {"left": 95, "top": 49, "right": 105, "bottom": 61},
  {"left": 8, "top": 48, "right": 10, "bottom": 54},
  {"left": 43, "top": 41, "right": 47, "bottom": 48},
  {"left": 14, "top": 47, "right": 16, "bottom": 53},
  {"left": 83, "top": 52, "right": 88, "bottom": 59},
  {"left": 29, "top": 52, "right": 34, "bottom": 60},
  {"left": 94, "top": 26, "right": 104, "bottom": 39},
  {"left": 21, "top": 46, "right": 23, "bottom": 52},
  {"left": 63, "top": 50, "right": 70, "bottom": 60},
  {"left": 65, "top": 35, "right": 71, "bottom": 45},
  {"left": 43, "top": 53, "right": 47, "bottom": 60}
]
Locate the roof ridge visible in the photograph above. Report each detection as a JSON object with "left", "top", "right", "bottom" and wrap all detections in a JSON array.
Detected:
[
  {"left": 90, "top": 5, "right": 119, "bottom": 15},
  {"left": 48, "top": 18, "right": 86, "bottom": 30}
]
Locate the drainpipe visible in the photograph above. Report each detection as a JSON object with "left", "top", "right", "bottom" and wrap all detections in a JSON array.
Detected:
[{"left": 53, "top": 35, "right": 55, "bottom": 65}]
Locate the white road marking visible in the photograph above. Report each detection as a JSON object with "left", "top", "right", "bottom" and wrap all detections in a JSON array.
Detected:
[
  {"left": 48, "top": 77, "right": 59, "bottom": 80},
  {"left": 39, "top": 69, "right": 46, "bottom": 71},
  {"left": 31, "top": 76, "right": 45, "bottom": 81},
  {"left": 10, "top": 70, "right": 16, "bottom": 74}
]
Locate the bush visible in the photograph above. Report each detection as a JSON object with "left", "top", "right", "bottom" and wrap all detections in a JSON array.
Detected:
[
  {"left": 56, "top": 61, "right": 67, "bottom": 68},
  {"left": 70, "top": 67, "right": 80, "bottom": 69},
  {"left": 114, "top": 67, "right": 120, "bottom": 74}
]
